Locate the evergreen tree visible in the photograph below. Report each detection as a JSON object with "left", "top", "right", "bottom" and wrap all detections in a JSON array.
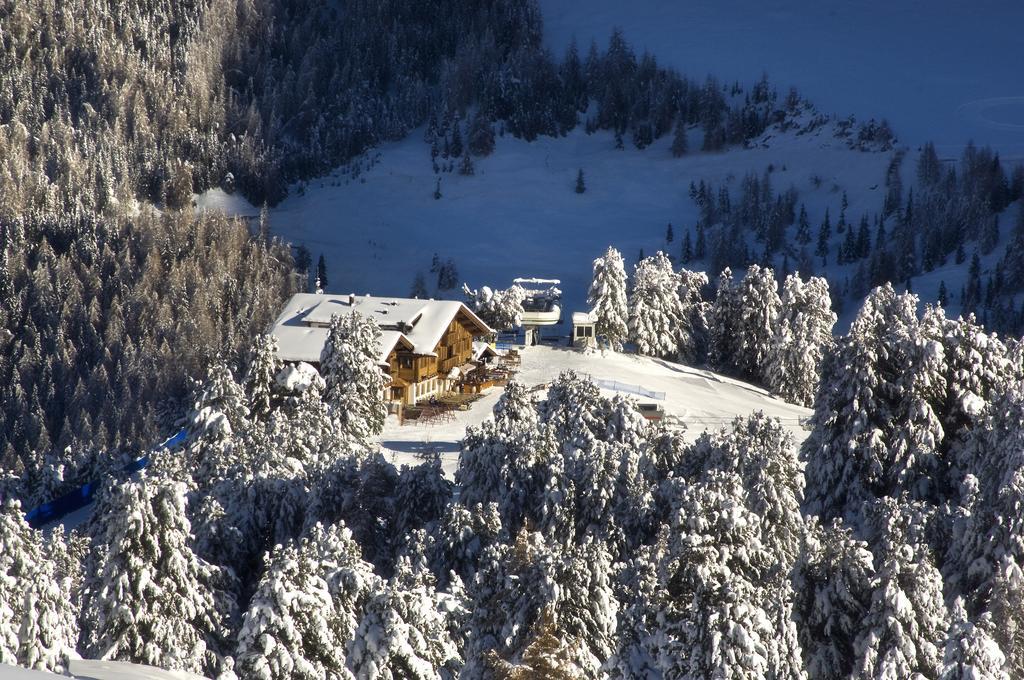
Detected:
[
  {"left": 463, "top": 284, "right": 526, "bottom": 331},
  {"left": 587, "top": 246, "right": 629, "bottom": 351},
  {"left": 317, "top": 254, "right": 328, "bottom": 290},
  {"left": 244, "top": 334, "right": 281, "bottom": 420},
  {"left": 766, "top": 274, "right": 836, "bottom": 406},
  {"left": 0, "top": 501, "right": 78, "bottom": 673},
  {"left": 236, "top": 523, "right": 380, "bottom": 680},
  {"left": 694, "top": 223, "right": 707, "bottom": 261},
  {"left": 320, "top": 312, "right": 388, "bottom": 446},
  {"left": 347, "top": 568, "right": 462, "bottom": 679},
  {"left": 734, "top": 264, "right": 782, "bottom": 383},
  {"left": 677, "top": 268, "right": 710, "bottom": 363},
  {"left": 680, "top": 231, "right": 693, "bottom": 264},
  {"left": 802, "top": 285, "right": 943, "bottom": 525},
  {"left": 816, "top": 209, "right": 831, "bottom": 265},
  {"left": 654, "top": 471, "right": 783, "bottom": 679},
  {"left": 853, "top": 505, "right": 948, "bottom": 679},
  {"left": 628, "top": 252, "right": 684, "bottom": 359},
  {"left": 709, "top": 268, "right": 742, "bottom": 371},
  {"left": 575, "top": 169, "right": 586, "bottom": 194},
  {"left": 941, "top": 598, "right": 1008, "bottom": 680},
  {"left": 410, "top": 271, "right": 429, "bottom": 299},
  {"left": 794, "top": 519, "right": 876, "bottom": 680},
  {"left": 670, "top": 117, "right": 688, "bottom": 157},
  {"left": 468, "top": 113, "right": 496, "bottom": 157},
  {"left": 856, "top": 215, "right": 872, "bottom": 259},
  {"left": 796, "top": 204, "right": 812, "bottom": 245},
  {"left": 83, "top": 477, "right": 232, "bottom": 676}
]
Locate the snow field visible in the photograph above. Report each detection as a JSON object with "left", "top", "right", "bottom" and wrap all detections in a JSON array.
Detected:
[
  {"left": 198, "top": 121, "right": 893, "bottom": 331},
  {"left": 381, "top": 344, "right": 810, "bottom": 477}
]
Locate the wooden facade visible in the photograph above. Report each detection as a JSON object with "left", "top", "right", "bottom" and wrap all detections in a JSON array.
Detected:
[
  {"left": 384, "top": 309, "right": 485, "bottom": 405},
  {"left": 270, "top": 293, "right": 493, "bottom": 408}
]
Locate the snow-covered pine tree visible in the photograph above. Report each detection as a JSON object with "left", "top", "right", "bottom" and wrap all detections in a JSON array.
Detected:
[
  {"left": 766, "top": 274, "right": 836, "bottom": 407},
  {"left": 587, "top": 246, "right": 629, "bottom": 350},
  {"left": 188, "top": 361, "right": 249, "bottom": 443},
  {"left": 462, "top": 284, "right": 526, "bottom": 331},
  {"left": 484, "top": 606, "right": 587, "bottom": 679},
  {"left": 16, "top": 527, "right": 79, "bottom": 674},
  {"left": 941, "top": 598, "right": 1008, "bottom": 680},
  {"left": 551, "top": 539, "right": 618, "bottom": 675},
  {"left": 628, "top": 251, "right": 684, "bottom": 359},
  {"left": 793, "top": 518, "right": 876, "bottom": 680},
  {"left": 244, "top": 333, "right": 281, "bottom": 420},
  {"left": 430, "top": 502, "right": 503, "bottom": 590},
  {"left": 687, "top": 413, "right": 806, "bottom": 563},
  {"left": 0, "top": 500, "right": 76, "bottom": 672},
  {"left": 986, "top": 556, "right": 1024, "bottom": 675},
  {"left": 83, "top": 477, "right": 232, "bottom": 676},
  {"left": 677, "top": 268, "right": 709, "bottom": 362},
  {"left": 320, "top": 312, "right": 388, "bottom": 445},
  {"left": 606, "top": 544, "right": 662, "bottom": 680},
  {"left": 852, "top": 499, "right": 948, "bottom": 679},
  {"left": 456, "top": 383, "right": 548, "bottom": 537},
  {"left": 346, "top": 565, "right": 461, "bottom": 680},
  {"left": 734, "top": 264, "right": 782, "bottom": 382},
  {"left": 654, "top": 471, "right": 782, "bottom": 679},
  {"left": 939, "top": 312, "right": 1013, "bottom": 477},
  {"left": 802, "top": 284, "right": 927, "bottom": 525},
  {"left": 462, "top": 531, "right": 560, "bottom": 680},
  {"left": 679, "top": 414, "right": 807, "bottom": 677},
  {"left": 236, "top": 522, "right": 380, "bottom": 680},
  {"left": 709, "top": 267, "right": 743, "bottom": 371},
  {"left": 391, "top": 459, "right": 454, "bottom": 549}
]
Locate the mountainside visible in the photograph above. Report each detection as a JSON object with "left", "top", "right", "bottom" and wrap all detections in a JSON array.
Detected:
[{"left": 5, "top": 0, "right": 1024, "bottom": 678}]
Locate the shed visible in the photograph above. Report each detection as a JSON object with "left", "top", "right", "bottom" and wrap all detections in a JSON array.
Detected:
[{"left": 571, "top": 311, "right": 597, "bottom": 348}]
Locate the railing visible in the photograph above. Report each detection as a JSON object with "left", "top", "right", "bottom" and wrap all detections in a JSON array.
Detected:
[{"left": 589, "top": 377, "right": 666, "bottom": 401}]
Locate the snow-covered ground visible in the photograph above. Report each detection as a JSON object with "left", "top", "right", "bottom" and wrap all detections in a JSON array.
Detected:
[
  {"left": 539, "top": 0, "right": 1024, "bottom": 157},
  {"left": 380, "top": 344, "right": 811, "bottom": 477},
  {"left": 198, "top": 123, "right": 892, "bottom": 329},
  {"left": 1, "top": 660, "right": 206, "bottom": 680}
]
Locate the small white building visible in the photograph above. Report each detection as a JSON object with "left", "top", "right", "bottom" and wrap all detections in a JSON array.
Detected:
[{"left": 571, "top": 311, "right": 597, "bottom": 349}]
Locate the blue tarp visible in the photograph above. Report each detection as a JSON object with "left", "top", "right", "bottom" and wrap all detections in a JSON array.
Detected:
[{"left": 24, "top": 428, "right": 188, "bottom": 529}]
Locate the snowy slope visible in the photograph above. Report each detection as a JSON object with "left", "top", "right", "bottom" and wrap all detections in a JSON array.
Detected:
[
  {"left": 1, "top": 660, "right": 207, "bottom": 680},
  {"left": 538, "top": 0, "right": 1024, "bottom": 157},
  {"left": 380, "top": 344, "right": 811, "bottom": 477},
  {"left": 198, "top": 123, "right": 892, "bottom": 328}
]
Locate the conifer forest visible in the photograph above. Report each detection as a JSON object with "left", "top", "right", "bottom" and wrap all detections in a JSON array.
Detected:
[{"left": 2, "top": 0, "right": 1024, "bottom": 678}]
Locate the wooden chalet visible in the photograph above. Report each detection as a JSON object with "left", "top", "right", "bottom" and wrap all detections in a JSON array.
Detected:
[{"left": 269, "top": 293, "right": 493, "bottom": 405}]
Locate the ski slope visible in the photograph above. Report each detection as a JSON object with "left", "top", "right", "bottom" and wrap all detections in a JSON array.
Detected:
[
  {"left": 380, "top": 344, "right": 811, "bottom": 477},
  {"left": 538, "top": 0, "right": 1024, "bottom": 157},
  {"left": 198, "top": 122, "right": 893, "bottom": 329}
]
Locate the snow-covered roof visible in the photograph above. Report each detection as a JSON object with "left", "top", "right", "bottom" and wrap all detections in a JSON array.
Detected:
[
  {"left": 472, "top": 341, "right": 501, "bottom": 361},
  {"left": 270, "top": 293, "right": 492, "bottom": 364},
  {"left": 572, "top": 311, "right": 597, "bottom": 325}
]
